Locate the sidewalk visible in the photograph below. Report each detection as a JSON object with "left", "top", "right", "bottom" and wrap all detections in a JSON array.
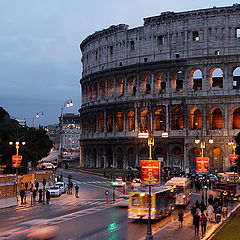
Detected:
[{"left": 152, "top": 201, "right": 240, "bottom": 240}]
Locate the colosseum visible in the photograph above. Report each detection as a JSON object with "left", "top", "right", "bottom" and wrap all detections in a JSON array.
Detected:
[{"left": 79, "top": 4, "right": 240, "bottom": 173}]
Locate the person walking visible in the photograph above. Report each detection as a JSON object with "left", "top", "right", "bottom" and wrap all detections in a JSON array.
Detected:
[
  {"left": 70, "top": 182, "right": 73, "bottom": 194},
  {"left": 24, "top": 182, "right": 28, "bottom": 191},
  {"left": 206, "top": 204, "right": 214, "bottom": 222},
  {"left": 191, "top": 204, "right": 197, "bottom": 223},
  {"left": 24, "top": 190, "right": 28, "bottom": 204},
  {"left": 200, "top": 200, "right": 206, "bottom": 213},
  {"left": 178, "top": 209, "right": 184, "bottom": 228},
  {"left": 35, "top": 181, "right": 39, "bottom": 191},
  {"left": 33, "top": 189, "right": 37, "bottom": 205},
  {"left": 38, "top": 189, "right": 43, "bottom": 203},
  {"left": 46, "top": 190, "right": 50, "bottom": 204},
  {"left": 193, "top": 212, "right": 200, "bottom": 236},
  {"left": 222, "top": 204, "right": 228, "bottom": 218},
  {"left": 20, "top": 189, "right": 25, "bottom": 204},
  {"left": 75, "top": 185, "right": 79, "bottom": 198},
  {"left": 200, "top": 213, "right": 208, "bottom": 237},
  {"left": 215, "top": 205, "right": 222, "bottom": 223}
]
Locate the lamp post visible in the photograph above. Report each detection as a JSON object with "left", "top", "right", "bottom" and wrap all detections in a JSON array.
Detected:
[
  {"left": 138, "top": 131, "right": 168, "bottom": 240},
  {"left": 58, "top": 100, "right": 73, "bottom": 167},
  {"left": 195, "top": 136, "right": 213, "bottom": 157},
  {"left": 228, "top": 139, "right": 237, "bottom": 182},
  {"left": 32, "top": 112, "right": 43, "bottom": 128}
]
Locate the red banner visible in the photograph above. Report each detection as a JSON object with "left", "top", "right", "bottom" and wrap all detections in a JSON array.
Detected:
[
  {"left": 196, "top": 157, "right": 209, "bottom": 173},
  {"left": 12, "top": 155, "right": 22, "bottom": 168},
  {"left": 140, "top": 160, "right": 160, "bottom": 184},
  {"left": 229, "top": 154, "right": 239, "bottom": 165}
]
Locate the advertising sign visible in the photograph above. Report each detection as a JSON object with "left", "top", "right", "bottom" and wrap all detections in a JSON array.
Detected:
[
  {"left": 140, "top": 160, "right": 160, "bottom": 184},
  {"left": 229, "top": 154, "right": 239, "bottom": 165},
  {"left": 196, "top": 157, "right": 209, "bottom": 173},
  {"left": 12, "top": 155, "right": 22, "bottom": 168}
]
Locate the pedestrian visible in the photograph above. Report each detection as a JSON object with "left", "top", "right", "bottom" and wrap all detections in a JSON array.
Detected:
[
  {"left": 70, "top": 182, "right": 73, "bottom": 194},
  {"left": 33, "top": 189, "right": 37, "bottom": 205},
  {"left": 193, "top": 212, "right": 200, "bottom": 236},
  {"left": 200, "top": 213, "right": 208, "bottom": 236},
  {"left": 67, "top": 183, "right": 70, "bottom": 194},
  {"left": 222, "top": 204, "right": 228, "bottom": 218},
  {"left": 191, "top": 204, "right": 197, "bottom": 223},
  {"left": 75, "top": 185, "right": 79, "bottom": 198},
  {"left": 46, "top": 190, "right": 50, "bottom": 204},
  {"left": 38, "top": 189, "right": 43, "bottom": 203},
  {"left": 215, "top": 205, "right": 222, "bottom": 223},
  {"left": 195, "top": 200, "right": 200, "bottom": 209},
  {"left": 30, "top": 189, "right": 33, "bottom": 206},
  {"left": 24, "top": 190, "right": 28, "bottom": 204},
  {"left": 25, "top": 182, "right": 28, "bottom": 191},
  {"left": 200, "top": 200, "right": 206, "bottom": 213},
  {"left": 206, "top": 204, "right": 214, "bottom": 222},
  {"left": 35, "top": 181, "right": 39, "bottom": 191},
  {"left": 178, "top": 209, "right": 184, "bottom": 228},
  {"left": 20, "top": 189, "right": 25, "bottom": 204}
]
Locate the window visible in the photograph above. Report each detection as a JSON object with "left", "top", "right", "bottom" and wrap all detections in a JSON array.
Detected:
[
  {"left": 176, "top": 54, "right": 180, "bottom": 58},
  {"left": 157, "top": 35, "right": 164, "bottom": 45},
  {"left": 144, "top": 58, "right": 148, "bottom": 62},
  {"left": 110, "top": 46, "right": 113, "bottom": 55},
  {"left": 119, "top": 62, "right": 122, "bottom": 66},
  {"left": 130, "top": 41, "right": 135, "bottom": 50},
  {"left": 193, "top": 31, "right": 199, "bottom": 41},
  {"left": 236, "top": 28, "right": 240, "bottom": 38},
  {"left": 215, "top": 50, "right": 220, "bottom": 55}
]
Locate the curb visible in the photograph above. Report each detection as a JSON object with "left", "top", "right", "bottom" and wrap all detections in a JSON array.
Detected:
[
  {"left": 202, "top": 202, "right": 240, "bottom": 240},
  {"left": 68, "top": 168, "right": 105, "bottom": 177}
]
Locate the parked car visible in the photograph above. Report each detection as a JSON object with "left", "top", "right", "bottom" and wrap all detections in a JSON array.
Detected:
[
  {"left": 111, "top": 178, "right": 126, "bottom": 187},
  {"left": 48, "top": 186, "right": 61, "bottom": 197},
  {"left": 0, "top": 219, "right": 59, "bottom": 239},
  {"left": 207, "top": 174, "right": 219, "bottom": 181},
  {"left": 55, "top": 182, "right": 66, "bottom": 194},
  {"left": 130, "top": 178, "right": 142, "bottom": 189}
]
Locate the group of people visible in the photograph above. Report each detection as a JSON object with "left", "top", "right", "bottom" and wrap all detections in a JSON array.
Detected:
[{"left": 19, "top": 180, "right": 51, "bottom": 205}]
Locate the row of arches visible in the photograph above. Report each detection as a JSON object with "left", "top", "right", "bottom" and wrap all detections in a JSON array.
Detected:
[
  {"left": 81, "top": 106, "right": 240, "bottom": 133},
  {"left": 82, "top": 67, "right": 240, "bottom": 104}
]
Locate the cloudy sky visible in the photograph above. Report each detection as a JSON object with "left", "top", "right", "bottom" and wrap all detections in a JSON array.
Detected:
[{"left": 0, "top": 0, "right": 236, "bottom": 126}]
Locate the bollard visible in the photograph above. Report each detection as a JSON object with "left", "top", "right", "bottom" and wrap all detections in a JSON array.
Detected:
[{"left": 106, "top": 195, "right": 109, "bottom": 205}]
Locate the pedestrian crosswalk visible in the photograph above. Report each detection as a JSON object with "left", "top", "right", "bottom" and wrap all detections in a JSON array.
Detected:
[{"left": 51, "top": 198, "right": 106, "bottom": 207}]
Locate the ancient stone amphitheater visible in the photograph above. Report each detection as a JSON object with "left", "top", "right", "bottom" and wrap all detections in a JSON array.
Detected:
[{"left": 79, "top": 4, "right": 240, "bottom": 172}]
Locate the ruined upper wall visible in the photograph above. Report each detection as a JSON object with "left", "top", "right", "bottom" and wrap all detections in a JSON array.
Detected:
[{"left": 80, "top": 4, "right": 240, "bottom": 77}]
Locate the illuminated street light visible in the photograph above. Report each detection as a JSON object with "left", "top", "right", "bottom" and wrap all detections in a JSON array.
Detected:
[{"left": 32, "top": 112, "right": 43, "bottom": 128}]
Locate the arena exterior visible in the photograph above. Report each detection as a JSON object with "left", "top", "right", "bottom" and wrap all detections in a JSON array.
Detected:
[{"left": 79, "top": 4, "right": 240, "bottom": 172}]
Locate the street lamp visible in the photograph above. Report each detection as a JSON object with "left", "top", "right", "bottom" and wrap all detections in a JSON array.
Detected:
[
  {"left": 58, "top": 100, "right": 73, "bottom": 167},
  {"left": 195, "top": 136, "right": 213, "bottom": 157},
  {"left": 32, "top": 112, "right": 43, "bottom": 128},
  {"left": 138, "top": 130, "right": 168, "bottom": 240}
]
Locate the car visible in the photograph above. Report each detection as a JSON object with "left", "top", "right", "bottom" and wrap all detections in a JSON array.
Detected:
[
  {"left": 213, "top": 181, "right": 237, "bottom": 192},
  {"left": 130, "top": 178, "right": 142, "bottom": 189},
  {"left": 54, "top": 182, "right": 66, "bottom": 194},
  {"left": 48, "top": 186, "right": 61, "bottom": 197},
  {"left": 116, "top": 195, "right": 129, "bottom": 207},
  {"left": 207, "top": 174, "right": 219, "bottom": 181},
  {"left": 111, "top": 178, "right": 126, "bottom": 187},
  {"left": 0, "top": 219, "right": 59, "bottom": 240}
]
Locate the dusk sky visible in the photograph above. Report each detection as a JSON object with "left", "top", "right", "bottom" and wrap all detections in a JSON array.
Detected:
[{"left": 0, "top": 0, "right": 236, "bottom": 126}]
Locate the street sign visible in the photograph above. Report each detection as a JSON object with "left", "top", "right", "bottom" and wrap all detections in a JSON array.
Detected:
[
  {"left": 229, "top": 154, "right": 239, "bottom": 165},
  {"left": 140, "top": 160, "right": 160, "bottom": 184},
  {"left": 105, "top": 190, "right": 109, "bottom": 195},
  {"left": 196, "top": 157, "right": 209, "bottom": 173},
  {"left": 12, "top": 155, "right": 22, "bottom": 168}
]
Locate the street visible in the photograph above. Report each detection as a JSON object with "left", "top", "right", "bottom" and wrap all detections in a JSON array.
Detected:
[{"left": 0, "top": 170, "right": 219, "bottom": 240}]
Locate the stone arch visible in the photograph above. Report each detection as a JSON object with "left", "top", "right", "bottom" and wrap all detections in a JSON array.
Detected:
[
  {"left": 106, "top": 147, "right": 113, "bottom": 168},
  {"left": 108, "top": 79, "right": 114, "bottom": 97},
  {"left": 233, "top": 67, "right": 240, "bottom": 89},
  {"left": 98, "top": 147, "right": 105, "bottom": 168},
  {"left": 126, "top": 147, "right": 135, "bottom": 167},
  {"left": 116, "top": 112, "right": 124, "bottom": 131},
  {"left": 98, "top": 112, "right": 104, "bottom": 132},
  {"left": 171, "top": 107, "right": 184, "bottom": 130},
  {"left": 127, "top": 111, "right": 135, "bottom": 131},
  {"left": 232, "top": 107, "right": 240, "bottom": 129},
  {"left": 171, "top": 146, "right": 183, "bottom": 168},
  {"left": 189, "top": 68, "right": 203, "bottom": 90},
  {"left": 154, "top": 109, "right": 166, "bottom": 131},
  {"left": 92, "top": 148, "right": 97, "bottom": 168},
  {"left": 140, "top": 74, "right": 151, "bottom": 93},
  {"left": 189, "top": 108, "right": 202, "bottom": 130},
  {"left": 154, "top": 147, "right": 166, "bottom": 166},
  {"left": 99, "top": 80, "right": 106, "bottom": 99},
  {"left": 172, "top": 70, "right": 184, "bottom": 92},
  {"left": 209, "top": 67, "right": 223, "bottom": 88},
  {"left": 93, "top": 82, "right": 98, "bottom": 99},
  {"left": 127, "top": 76, "right": 136, "bottom": 96},
  {"left": 140, "top": 110, "right": 149, "bottom": 132},
  {"left": 139, "top": 147, "right": 148, "bottom": 160},
  {"left": 209, "top": 147, "right": 223, "bottom": 172},
  {"left": 116, "top": 147, "right": 124, "bottom": 169},
  {"left": 209, "top": 107, "right": 223, "bottom": 129},
  {"left": 154, "top": 72, "right": 166, "bottom": 93},
  {"left": 116, "top": 77, "right": 124, "bottom": 96},
  {"left": 107, "top": 112, "right": 113, "bottom": 132},
  {"left": 189, "top": 147, "right": 201, "bottom": 169}
]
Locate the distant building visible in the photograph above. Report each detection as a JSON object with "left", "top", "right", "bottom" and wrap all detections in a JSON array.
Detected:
[{"left": 45, "top": 124, "right": 60, "bottom": 148}]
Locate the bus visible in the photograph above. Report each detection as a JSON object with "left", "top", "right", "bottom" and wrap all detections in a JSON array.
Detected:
[
  {"left": 128, "top": 186, "right": 176, "bottom": 220},
  {"left": 165, "top": 177, "right": 191, "bottom": 206}
]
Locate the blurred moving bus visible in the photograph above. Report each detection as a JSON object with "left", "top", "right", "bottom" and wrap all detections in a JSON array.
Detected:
[
  {"left": 128, "top": 186, "right": 175, "bottom": 220},
  {"left": 165, "top": 177, "right": 191, "bottom": 206}
]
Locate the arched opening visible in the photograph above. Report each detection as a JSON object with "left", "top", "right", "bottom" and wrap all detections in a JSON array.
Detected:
[
  {"left": 107, "top": 113, "right": 113, "bottom": 132},
  {"left": 108, "top": 79, "right": 114, "bottom": 97},
  {"left": 98, "top": 148, "right": 105, "bottom": 168},
  {"left": 140, "top": 110, "right": 149, "bottom": 132},
  {"left": 92, "top": 148, "right": 97, "bottom": 168},
  {"left": 140, "top": 74, "right": 150, "bottom": 93},
  {"left": 100, "top": 80, "right": 106, "bottom": 98},
  {"left": 189, "top": 108, "right": 202, "bottom": 130},
  {"left": 127, "top": 148, "right": 135, "bottom": 167},
  {"left": 116, "top": 77, "right": 124, "bottom": 96},
  {"left": 210, "top": 108, "right": 223, "bottom": 129},
  {"left": 210, "top": 68, "right": 223, "bottom": 88},
  {"left": 171, "top": 108, "right": 184, "bottom": 130},
  {"left": 106, "top": 148, "right": 113, "bottom": 168},
  {"left": 127, "top": 76, "right": 136, "bottom": 96},
  {"left": 88, "top": 83, "right": 92, "bottom": 100},
  {"left": 116, "top": 112, "right": 124, "bottom": 132},
  {"left": 127, "top": 111, "right": 135, "bottom": 131},
  {"left": 192, "top": 69, "right": 203, "bottom": 90},
  {"left": 171, "top": 147, "right": 183, "bottom": 168},
  {"left": 98, "top": 112, "right": 104, "bottom": 132},
  {"left": 91, "top": 114, "right": 96, "bottom": 132},
  {"left": 232, "top": 108, "right": 240, "bottom": 129},
  {"left": 154, "top": 72, "right": 166, "bottom": 93},
  {"left": 189, "top": 147, "right": 201, "bottom": 169},
  {"left": 233, "top": 67, "right": 240, "bottom": 89},
  {"left": 139, "top": 147, "right": 148, "bottom": 160},
  {"left": 154, "top": 109, "right": 166, "bottom": 131},
  {"left": 93, "top": 82, "right": 98, "bottom": 99},
  {"left": 210, "top": 147, "right": 222, "bottom": 172},
  {"left": 116, "top": 148, "right": 124, "bottom": 169},
  {"left": 154, "top": 147, "right": 166, "bottom": 166}
]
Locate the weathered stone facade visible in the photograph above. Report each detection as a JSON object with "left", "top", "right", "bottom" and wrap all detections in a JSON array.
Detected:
[{"left": 79, "top": 5, "right": 240, "bottom": 172}]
